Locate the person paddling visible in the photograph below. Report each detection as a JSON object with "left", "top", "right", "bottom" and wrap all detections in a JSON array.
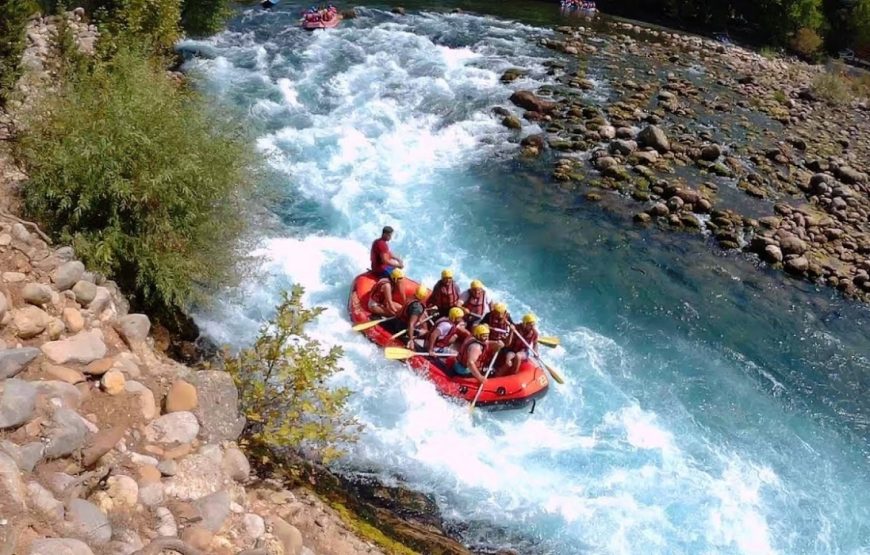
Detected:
[
  {"left": 400, "top": 285, "right": 431, "bottom": 349},
  {"left": 370, "top": 226, "right": 404, "bottom": 278},
  {"left": 368, "top": 268, "right": 406, "bottom": 318},
  {"left": 426, "top": 306, "right": 468, "bottom": 357},
  {"left": 457, "top": 279, "right": 491, "bottom": 325},
  {"left": 454, "top": 324, "right": 504, "bottom": 383},
  {"left": 503, "top": 313, "right": 539, "bottom": 376},
  {"left": 427, "top": 269, "right": 460, "bottom": 318}
]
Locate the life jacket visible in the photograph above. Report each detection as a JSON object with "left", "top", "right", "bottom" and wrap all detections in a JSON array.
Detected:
[
  {"left": 432, "top": 317, "right": 460, "bottom": 348},
  {"left": 369, "top": 278, "right": 391, "bottom": 305},
  {"left": 510, "top": 325, "right": 538, "bottom": 352},
  {"left": 430, "top": 279, "right": 459, "bottom": 311},
  {"left": 457, "top": 336, "right": 485, "bottom": 368},
  {"left": 463, "top": 289, "right": 487, "bottom": 318},
  {"left": 483, "top": 312, "right": 511, "bottom": 341}
]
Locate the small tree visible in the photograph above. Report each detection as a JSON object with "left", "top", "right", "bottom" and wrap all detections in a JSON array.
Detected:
[
  {"left": 225, "top": 286, "right": 361, "bottom": 464},
  {"left": 0, "top": 0, "right": 37, "bottom": 105},
  {"left": 791, "top": 27, "right": 824, "bottom": 58}
]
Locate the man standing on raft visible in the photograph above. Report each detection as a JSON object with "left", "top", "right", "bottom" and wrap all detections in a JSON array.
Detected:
[{"left": 370, "top": 226, "right": 404, "bottom": 278}]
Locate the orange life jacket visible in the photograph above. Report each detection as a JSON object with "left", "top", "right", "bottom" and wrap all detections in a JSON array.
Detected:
[
  {"left": 463, "top": 289, "right": 487, "bottom": 317},
  {"left": 429, "top": 279, "right": 459, "bottom": 311},
  {"left": 432, "top": 317, "right": 460, "bottom": 348},
  {"left": 483, "top": 311, "right": 511, "bottom": 341},
  {"left": 457, "top": 336, "right": 484, "bottom": 368},
  {"left": 510, "top": 325, "right": 538, "bottom": 352}
]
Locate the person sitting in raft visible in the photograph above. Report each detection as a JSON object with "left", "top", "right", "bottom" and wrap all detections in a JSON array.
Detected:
[
  {"left": 481, "top": 302, "right": 513, "bottom": 344},
  {"left": 370, "top": 226, "right": 404, "bottom": 278},
  {"left": 502, "top": 313, "right": 540, "bottom": 376},
  {"left": 368, "top": 268, "right": 406, "bottom": 318},
  {"left": 427, "top": 269, "right": 460, "bottom": 318},
  {"left": 426, "top": 306, "right": 468, "bottom": 357},
  {"left": 400, "top": 285, "right": 431, "bottom": 349},
  {"left": 457, "top": 279, "right": 492, "bottom": 325},
  {"left": 454, "top": 324, "right": 505, "bottom": 383}
]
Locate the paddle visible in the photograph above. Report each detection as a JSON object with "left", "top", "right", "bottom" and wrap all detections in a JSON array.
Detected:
[
  {"left": 351, "top": 316, "right": 394, "bottom": 332},
  {"left": 389, "top": 312, "right": 436, "bottom": 340},
  {"left": 468, "top": 312, "right": 560, "bottom": 349},
  {"left": 510, "top": 324, "right": 565, "bottom": 385},
  {"left": 469, "top": 347, "right": 502, "bottom": 415},
  {"left": 385, "top": 347, "right": 458, "bottom": 360}
]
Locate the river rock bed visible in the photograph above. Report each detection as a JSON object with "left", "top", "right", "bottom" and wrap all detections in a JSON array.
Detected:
[{"left": 498, "top": 19, "right": 870, "bottom": 302}]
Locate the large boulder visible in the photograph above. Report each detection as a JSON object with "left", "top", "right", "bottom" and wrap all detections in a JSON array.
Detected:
[
  {"left": 42, "top": 329, "right": 107, "bottom": 365},
  {"left": 187, "top": 371, "right": 245, "bottom": 443},
  {"left": 13, "top": 306, "right": 50, "bottom": 339},
  {"left": 51, "top": 260, "right": 85, "bottom": 291},
  {"left": 22, "top": 282, "right": 53, "bottom": 306},
  {"left": 509, "top": 90, "right": 557, "bottom": 114},
  {"left": 144, "top": 411, "right": 199, "bottom": 444},
  {"left": 163, "top": 444, "right": 225, "bottom": 500},
  {"left": 0, "top": 379, "right": 38, "bottom": 429},
  {"left": 29, "top": 538, "right": 95, "bottom": 555},
  {"left": 0, "top": 347, "right": 40, "bottom": 379},
  {"left": 0, "top": 451, "right": 26, "bottom": 510},
  {"left": 114, "top": 314, "right": 150, "bottom": 346},
  {"left": 44, "top": 407, "right": 90, "bottom": 459},
  {"left": 72, "top": 281, "right": 97, "bottom": 306},
  {"left": 637, "top": 124, "right": 670, "bottom": 152},
  {"left": 67, "top": 498, "right": 112, "bottom": 544}
]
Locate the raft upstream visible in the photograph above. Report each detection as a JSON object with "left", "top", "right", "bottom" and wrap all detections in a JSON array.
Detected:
[{"left": 348, "top": 271, "right": 549, "bottom": 410}]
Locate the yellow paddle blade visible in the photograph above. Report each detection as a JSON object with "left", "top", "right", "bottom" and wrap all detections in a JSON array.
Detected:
[
  {"left": 538, "top": 336, "right": 560, "bottom": 348},
  {"left": 351, "top": 317, "right": 392, "bottom": 332},
  {"left": 544, "top": 362, "right": 565, "bottom": 384},
  {"left": 385, "top": 346, "right": 417, "bottom": 360}
]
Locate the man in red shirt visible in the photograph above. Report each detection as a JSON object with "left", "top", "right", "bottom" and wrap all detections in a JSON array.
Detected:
[{"left": 370, "top": 226, "right": 404, "bottom": 277}]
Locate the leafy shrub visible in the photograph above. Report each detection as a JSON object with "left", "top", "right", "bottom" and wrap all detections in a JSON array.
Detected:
[
  {"left": 791, "top": 27, "right": 823, "bottom": 58},
  {"left": 773, "top": 89, "right": 788, "bottom": 104},
  {"left": 0, "top": 0, "right": 37, "bottom": 104},
  {"left": 95, "top": 0, "right": 182, "bottom": 56},
  {"left": 225, "top": 286, "right": 361, "bottom": 464},
  {"left": 181, "top": 0, "right": 232, "bottom": 37},
  {"left": 18, "top": 45, "right": 255, "bottom": 317}
]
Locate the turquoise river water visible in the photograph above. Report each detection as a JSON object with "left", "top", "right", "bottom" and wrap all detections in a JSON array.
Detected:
[{"left": 179, "top": 2, "right": 870, "bottom": 553}]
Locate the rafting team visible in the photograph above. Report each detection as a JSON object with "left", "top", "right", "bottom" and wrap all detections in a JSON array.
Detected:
[{"left": 368, "top": 226, "right": 540, "bottom": 384}]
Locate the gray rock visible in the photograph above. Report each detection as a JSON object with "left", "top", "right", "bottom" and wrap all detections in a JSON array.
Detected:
[
  {"left": 44, "top": 407, "right": 90, "bottom": 459},
  {"left": 51, "top": 260, "right": 85, "bottom": 291},
  {"left": 763, "top": 245, "right": 783, "bottom": 263},
  {"left": 145, "top": 411, "right": 199, "bottom": 444},
  {"left": 42, "top": 329, "right": 107, "bottom": 364},
  {"left": 700, "top": 144, "right": 721, "bottom": 161},
  {"left": 34, "top": 380, "right": 83, "bottom": 409},
  {"left": 72, "top": 280, "right": 98, "bottom": 306},
  {"left": 637, "top": 124, "right": 670, "bottom": 152},
  {"left": 785, "top": 256, "right": 809, "bottom": 275},
  {"left": 222, "top": 447, "right": 250, "bottom": 482},
  {"left": 114, "top": 314, "right": 150, "bottom": 345},
  {"left": 0, "top": 451, "right": 26, "bottom": 510},
  {"left": 87, "top": 286, "right": 112, "bottom": 315},
  {"left": 187, "top": 371, "right": 245, "bottom": 443},
  {"left": 27, "top": 481, "right": 65, "bottom": 520},
  {"left": 138, "top": 482, "right": 165, "bottom": 506},
  {"left": 501, "top": 115, "right": 521, "bottom": 130},
  {"left": 18, "top": 441, "right": 46, "bottom": 471},
  {"left": 22, "top": 282, "right": 53, "bottom": 306},
  {"left": 0, "top": 378, "right": 38, "bottom": 429},
  {"left": 12, "top": 222, "right": 31, "bottom": 243},
  {"left": 55, "top": 246, "right": 76, "bottom": 262},
  {"left": 29, "top": 538, "right": 95, "bottom": 555},
  {"left": 610, "top": 139, "right": 637, "bottom": 155},
  {"left": 193, "top": 490, "right": 232, "bottom": 532},
  {"left": 648, "top": 202, "right": 670, "bottom": 217},
  {"left": 0, "top": 347, "right": 40, "bottom": 379},
  {"left": 157, "top": 459, "right": 178, "bottom": 476},
  {"left": 778, "top": 234, "right": 808, "bottom": 255},
  {"left": 156, "top": 506, "right": 178, "bottom": 537},
  {"left": 67, "top": 498, "right": 112, "bottom": 544},
  {"left": 243, "top": 513, "right": 265, "bottom": 540},
  {"left": 834, "top": 166, "right": 865, "bottom": 185}
]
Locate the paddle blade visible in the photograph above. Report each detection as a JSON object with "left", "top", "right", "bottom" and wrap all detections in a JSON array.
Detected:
[
  {"left": 385, "top": 347, "right": 416, "bottom": 360},
  {"left": 544, "top": 362, "right": 565, "bottom": 384},
  {"left": 352, "top": 317, "right": 390, "bottom": 332},
  {"left": 538, "top": 336, "right": 560, "bottom": 348}
]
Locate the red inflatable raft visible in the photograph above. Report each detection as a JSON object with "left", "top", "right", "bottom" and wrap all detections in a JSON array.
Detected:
[
  {"left": 348, "top": 272, "right": 549, "bottom": 410},
  {"left": 301, "top": 11, "right": 341, "bottom": 29}
]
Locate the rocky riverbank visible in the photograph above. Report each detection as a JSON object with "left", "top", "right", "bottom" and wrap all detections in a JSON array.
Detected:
[{"left": 500, "top": 18, "right": 870, "bottom": 302}]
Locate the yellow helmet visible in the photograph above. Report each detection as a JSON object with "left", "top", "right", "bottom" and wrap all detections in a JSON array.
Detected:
[
  {"left": 522, "top": 313, "right": 537, "bottom": 325},
  {"left": 473, "top": 324, "right": 490, "bottom": 339},
  {"left": 415, "top": 285, "right": 429, "bottom": 300},
  {"left": 448, "top": 307, "right": 464, "bottom": 321},
  {"left": 441, "top": 269, "right": 453, "bottom": 279},
  {"left": 493, "top": 302, "right": 507, "bottom": 314},
  {"left": 470, "top": 279, "right": 483, "bottom": 290},
  {"left": 390, "top": 268, "right": 404, "bottom": 279}
]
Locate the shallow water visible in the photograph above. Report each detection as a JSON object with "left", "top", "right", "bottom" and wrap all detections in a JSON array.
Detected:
[{"left": 180, "top": 3, "right": 870, "bottom": 553}]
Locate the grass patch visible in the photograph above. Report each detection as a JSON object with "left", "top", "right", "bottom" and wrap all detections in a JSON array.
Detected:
[{"left": 325, "top": 500, "right": 420, "bottom": 555}]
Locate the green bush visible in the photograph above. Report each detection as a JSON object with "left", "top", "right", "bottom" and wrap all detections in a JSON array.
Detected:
[
  {"left": 95, "top": 0, "right": 182, "bottom": 56},
  {"left": 225, "top": 286, "right": 362, "bottom": 464},
  {"left": 791, "top": 27, "right": 824, "bottom": 58},
  {"left": 181, "top": 0, "right": 232, "bottom": 37},
  {"left": 18, "top": 45, "right": 255, "bottom": 317},
  {"left": 0, "top": 0, "right": 37, "bottom": 105}
]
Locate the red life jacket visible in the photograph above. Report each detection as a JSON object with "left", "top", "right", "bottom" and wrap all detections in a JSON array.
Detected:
[
  {"left": 483, "top": 312, "right": 511, "bottom": 341},
  {"left": 399, "top": 299, "right": 424, "bottom": 323},
  {"left": 432, "top": 317, "right": 460, "bottom": 348},
  {"left": 430, "top": 279, "right": 459, "bottom": 311},
  {"left": 369, "top": 278, "right": 391, "bottom": 305},
  {"left": 457, "top": 336, "right": 484, "bottom": 368},
  {"left": 463, "top": 289, "right": 487, "bottom": 317},
  {"left": 510, "top": 325, "right": 538, "bottom": 352}
]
